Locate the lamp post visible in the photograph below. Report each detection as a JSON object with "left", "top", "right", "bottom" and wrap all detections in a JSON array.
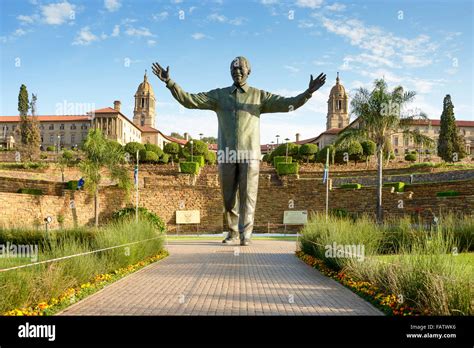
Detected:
[
  {"left": 285, "top": 138, "right": 290, "bottom": 162},
  {"left": 57, "top": 135, "right": 61, "bottom": 153},
  {"left": 190, "top": 140, "right": 194, "bottom": 162},
  {"left": 276, "top": 135, "right": 280, "bottom": 145},
  {"left": 199, "top": 133, "right": 203, "bottom": 140}
]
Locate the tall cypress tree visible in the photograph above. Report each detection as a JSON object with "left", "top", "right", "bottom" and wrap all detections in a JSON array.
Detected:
[
  {"left": 437, "top": 95, "right": 466, "bottom": 162},
  {"left": 17, "top": 85, "right": 40, "bottom": 160}
]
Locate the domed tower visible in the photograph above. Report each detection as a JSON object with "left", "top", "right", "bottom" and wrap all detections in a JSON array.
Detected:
[
  {"left": 133, "top": 70, "right": 156, "bottom": 128},
  {"left": 327, "top": 72, "right": 349, "bottom": 130}
]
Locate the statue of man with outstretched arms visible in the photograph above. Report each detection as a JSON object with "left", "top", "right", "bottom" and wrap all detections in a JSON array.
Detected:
[{"left": 152, "top": 56, "right": 326, "bottom": 246}]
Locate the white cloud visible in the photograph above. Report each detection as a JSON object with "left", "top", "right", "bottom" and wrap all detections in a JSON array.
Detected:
[
  {"left": 298, "top": 20, "right": 314, "bottom": 28},
  {"left": 208, "top": 13, "right": 246, "bottom": 25},
  {"left": 152, "top": 11, "right": 169, "bottom": 21},
  {"left": 13, "top": 29, "right": 27, "bottom": 37},
  {"left": 104, "top": 0, "right": 121, "bottom": 12},
  {"left": 191, "top": 32, "right": 208, "bottom": 40},
  {"left": 402, "top": 55, "right": 431, "bottom": 68},
  {"left": 147, "top": 39, "right": 156, "bottom": 46},
  {"left": 17, "top": 14, "right": 37, "bottom": 25},
  {"left": 296, "top": 0, "right": 323, "bottom": 9},
  {"left": 284, "top": 65, "right": 300, "bottom": 73},
  {"left": 111, "top": 25, "right": 120, "bottom": 37},
  {"left": 72, "top": 27, "right": 98, "bottom": 45},
  {"left": 41, "top": 1, "right": 75, "bottom": 25},
  {"left": 325, "top": 2, "right": 346, "bottom": 11},
  {"left": 125, "top": 27, "right": 153, "bottom": 37},
  {"left": 261, "top": 0, "right": 279, "bottom": 4}
]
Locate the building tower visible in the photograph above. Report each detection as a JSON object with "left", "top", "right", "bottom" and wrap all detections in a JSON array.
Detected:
[
  {"left": 133, "top": 71, "right": 156, "bottom": 128},
  {"left": 326, "top": 72, "right": 349, "bottom": 130}
]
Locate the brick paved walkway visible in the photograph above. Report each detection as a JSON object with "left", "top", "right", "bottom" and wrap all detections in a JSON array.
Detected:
[{"left": 59, "top": 240, "right": 382, "bottom": 316}]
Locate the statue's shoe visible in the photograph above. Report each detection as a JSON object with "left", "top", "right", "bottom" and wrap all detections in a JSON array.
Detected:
[
  {"left": 240, "top": 239, "right": 250, "bottom": 246},
  {"left": 222, "top": 237, "right": 237, "bottom": 244}
]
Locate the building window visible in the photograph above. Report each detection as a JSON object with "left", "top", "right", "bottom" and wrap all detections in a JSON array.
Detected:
[
  {"left": 141, "top": 118, "right": 145, "bottom": 126},
  {"left": 81, "top": 123, "right": 88, "bottom": 130},
  {"left": 394, "top": 136, "right": 399, "bottom": 146},
  {"left": 141, "top": 98, "right": 145, "bottom": 108},
  {"left": 49, "top": 135, "right": 54, "bottom": 144},
  {"left": 337, "top": 100, "right": 342, "bottom": 110},
  {"left": 71, "top": 134, "right": 76, "bottom": 144},
  {"left": 40, "top": 125, "right": 44, "bottom": 130},
  {"left": 12, "top": 125, "right": 16, "bottom": 131},
  {"left": 49, "top": 124, "right": 54, "bottom": 130},
  {"left": 71, "top": 124, "right": 77, "bottom": 130},
  {"left": 60, "top": 124, "right": 65, "bottom": 130},
  {"left": 404, "top": 136, "right": 409, "bottom": 146}
]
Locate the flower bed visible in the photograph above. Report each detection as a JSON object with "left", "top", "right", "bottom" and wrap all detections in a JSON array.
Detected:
[
  {"left": 4, "top": 250, "right": 168, "bottom": 316},
  {"left": 296, "top": 251, "right": 424, "bottom": 316}
]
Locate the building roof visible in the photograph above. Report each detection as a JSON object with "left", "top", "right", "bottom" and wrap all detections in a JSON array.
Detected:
[
  {"left": 92, "top": 107, "right": 118, "bottom": 114},
  {"left": 408, "top": 119, "right": 474, "bottom": 127},
  {"left": 296, "top": 128, "right": 342, "bottom": 145},
  {"left": 135, "top": 72, "right": 154, "bottom": 95},
  {"left": 329, "top": 72, "right": 346, "bottom": 97},
  {"left": 0, "top": 115, "right": 91, "bottom": 122},
  {"left": 138, "top": 125, "right": 159, "bottom": 133},
  {"left": 159, "top": 132, "right": 188, "bottom": 145}
]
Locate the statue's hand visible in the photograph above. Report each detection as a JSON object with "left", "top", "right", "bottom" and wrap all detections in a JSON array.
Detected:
[
  {"left": 307, "top": 73, "right": 326, "bottom": 94},
  {"left": 152, "top": 62, "right": 170, "bottom": 83}
]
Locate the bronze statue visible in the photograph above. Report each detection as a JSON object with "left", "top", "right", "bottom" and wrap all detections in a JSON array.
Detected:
[{"left": 152, "top": 57, "right": 325, "bottom": 246}]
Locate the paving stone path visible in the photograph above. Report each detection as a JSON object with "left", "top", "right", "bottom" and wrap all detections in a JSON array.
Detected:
[{"left": 59, "top": 240, "right": 382, "bottom": 316}]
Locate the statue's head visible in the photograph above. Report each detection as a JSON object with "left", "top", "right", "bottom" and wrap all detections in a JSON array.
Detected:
[{"left": 230, "top": 56, "right": 251, "bottom": 86}]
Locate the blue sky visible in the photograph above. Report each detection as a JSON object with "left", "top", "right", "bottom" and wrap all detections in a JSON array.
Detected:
[{"left": 1, "top": 0, "right": 472, "bottom": 143}]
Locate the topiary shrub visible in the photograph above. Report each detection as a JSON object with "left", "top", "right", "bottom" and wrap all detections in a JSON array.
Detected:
[
  {"left": 66, "top": 180, "right": 79, "bottom": 190},
  {"left": 299, "top": 143, "right": 318, "bottom": 163},
  {"left": 273, "top": 156, "right": 292, "bottom": 167},
  {"left": 384, "top": 182, "right": 405, "bottom": 192},
  {"left": 436, "top": 191, "right": 460, "bottom": 197},
  {"left": 144, "top": 143, "right": 164, "bottom": 157},
  {"left": 159, "top": 153, "right": 170, "bottom": 164},
  {"left": 405, "top": 153, "right": 417, "bottom": 162},
  {"left": 204, "top": 151, "right": 217, "bottom": 165},
  {"left": 112, "top": 207, "right": 166, "bottom": 233},
  {"left": 180, "top": 161, "right": 200, "bottom": 174},
  {"left": 187, "top": 155, "right": 205, "bottom": 167},
  {"left": 124, "top": 142, "right": 146, "bottom": 160},
  {"left": 139, "top": 150, "right": 159, "bottom": 163},
  {"left": 17, "top": 188, "right": 43, "bottom": 195},
  {"left": 46, "top": 146, "right": 56, "bottom": 152},
  {"left": 340, "top": 183, "right": 362, "bottom": 189},
  {"left": 276, "top": 162, "right": 299, "bottom": 175}
]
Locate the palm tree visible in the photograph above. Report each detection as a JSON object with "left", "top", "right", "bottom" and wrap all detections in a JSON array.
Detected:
[
  {"left": 336, "top": 79, "right": 433, "bottom": 222},
  {"left": 79, "top": 129, "right": 132, "bottom": 227}
]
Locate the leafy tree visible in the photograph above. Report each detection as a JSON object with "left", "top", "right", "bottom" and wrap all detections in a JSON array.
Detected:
[
  {"left": 201, "top": 136, "right": 217, "bottom": 144},
  {"left": 164, "top": 142, "right": 180, "bottom": 165},
  {"left": 437, "top": 95, "right": 467, "bottom": 162},
  {"left": 269, "top": 143, "right": 300, "bottom": 163},
  {"left": 316, "top": 145, "right": 335, "bottom": 164},
  {"left": 204, "top": 151, "right": 217, "bottom": 165},
  {"left": 299, "top": 143, "right": 318, "bottom": 163},
  {"left": 336, "top": 79, "right": 433, "bottom": 222},
  {"left": 124, "top": 142, "right": 145, "bottom": 162},
  {"left": 170, "top": 132, "right": 185, "bottom": 140},
  {"left": 79, "top": 129, "right": 131, "bottom": 227},
  {"left": 17, "top": 86, "right": 40, "bottom": 161},
  {"left": 144, "top": 143, "right": 163, "bottom": 157},
  {"left": 184, "top": 139, "right": 208, "bottom": 156},
  {"left": 361, "top": 140, "right": 376, "bottom": 167},
  {"left": 139, "top": 150, "right": 159, "bottom": 163}
]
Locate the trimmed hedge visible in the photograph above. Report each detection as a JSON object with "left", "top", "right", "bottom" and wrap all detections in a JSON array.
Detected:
[
  {"left": 405, "top": 153, "right": 417, "bottom": 162},
  {"left": 436, "top": 191, "right": 460, "bottom": 197},
  {"left": 383, "top": 182, "right": 405, "bottom": 192},
  {"left": 66, "top": 180, "right": 79, "bottom": 190},
  {"left": 276, "top": 162, "right": 299, "bottom": 175},
  {"left": 187, "top": 155, "right": 205, "bottom": 167},
  {"left": 180, "top": 161, "right": 200, "bottom": 174},
  {"left": 17, "top": 188, "right": 43, "bottom": 195},
  {"left": 340, "top": 183, "right": 362, "bottom": 190},
  {"left": 273, "top": 156, "right": 292, "bottom": 167}
]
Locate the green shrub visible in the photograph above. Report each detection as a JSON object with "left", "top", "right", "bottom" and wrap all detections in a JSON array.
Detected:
[
  {"left": 187, "top": 155, "right": 205, "bottom": 167},
  {"left": 139, "top": 150, "right": 159, "bottom": 163},
  {"left": 276, "top": 162, "right": 299, "bottom": 175},
  {"left": 124, "top": 142, "right": 145, "bottom": 159},
  {"left": 163, "top": 142, "right": 180, "bottom": 157},
  {"left": 144, "top": 144, "right": 163, "bottom": 157},
  {"left": 46, "top": 146, "right": 56, "bottom": 152},
  {"left": 383, "top": 182, "right": 405, "bottom": 192},
  {"left": 40, "top": 153, "right": 48, "bottom": 160},
  {"left": 180, "top": 161, "right": 200, "bottom": 174},
  {"left": 436, "top": 191, "right": 460, "bottom": 197},
  {"left": 204, "top": 151, "right": 217, "bottom": 165},
  {"left": 330, "top": 208, "right": 348, "bottom": 218},
  {"left": 184, "top": 140, "right": 208, "bottom": 157},
  {"left": 340, "top": 183, "right": 362, "bottom": 189},
  {"left": 299, "top": 144, "right": 318, "bottom": 163},
  {"left": 159, "top": 153, "right": 170, "bottom": 164},
  {"left": 405, "top": 153, "right": 417, "bottom": 162},
  {"left": 17, "top": 188, "right": 43, "bottom": 195},
  {"left": 273, "top": 155, "right": 292, "bottom": 167},
  {"left": 111, "top": 207, "right": 166, "bottom": 233},
  {"left": 66, "top": 180, "right": 79, "bottom": 190}
]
